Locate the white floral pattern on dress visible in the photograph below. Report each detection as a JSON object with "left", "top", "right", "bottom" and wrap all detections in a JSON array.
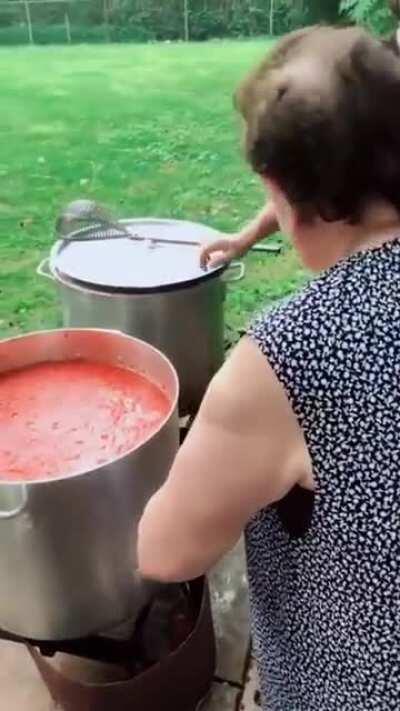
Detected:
[{"left": 247, "top": 239, "right": 400, "bottom": 711}]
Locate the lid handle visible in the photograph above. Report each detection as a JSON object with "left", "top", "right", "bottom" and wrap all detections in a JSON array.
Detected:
[
  {"left": 37, "top": 257, "right": 55, "bottom": 282},
  {"left": 223, "top": 261, "right": 245, "bottom": 283},
  {"left": 0, "top": 485, "right": 28, "bottom": 520}
]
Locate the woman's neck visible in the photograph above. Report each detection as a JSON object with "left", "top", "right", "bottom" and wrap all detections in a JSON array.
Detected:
[
  {"left": 346, "top": 203, "right": 400, "bottom": 258},
  {"left": 293, "top": 202, "right": 400, "bottom": 272}
]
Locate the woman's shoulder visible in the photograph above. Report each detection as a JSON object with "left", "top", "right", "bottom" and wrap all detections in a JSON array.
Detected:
[
  {"left": 251, "top": 252, "right": 361, "bottom": 335},
  {"left": 248, "top": 262, "right": 354, "bottom": 376},
  {"left": 250, "top": 270, "right": 334, "bottom": 336}
]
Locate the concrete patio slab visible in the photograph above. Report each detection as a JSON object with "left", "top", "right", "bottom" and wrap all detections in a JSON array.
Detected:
[
  {"left": 209, "top": 538, "right": 250, "bottom": 685},
  {"left": 0, "top": 641, "right": 52, "bottom": 711},
  {"left": 240, "top": 658, "right": 261, "bottom": 711},
  {"left": 199, "top": 682, "right": 240, "bottom": 711}
]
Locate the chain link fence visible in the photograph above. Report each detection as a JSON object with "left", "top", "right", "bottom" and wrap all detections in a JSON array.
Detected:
[
  {"left": 0, "top": 0, "right": 111, "bottom": 45},
  {"left": 0, "top": 0, "right": 308, "bottom": 46}
]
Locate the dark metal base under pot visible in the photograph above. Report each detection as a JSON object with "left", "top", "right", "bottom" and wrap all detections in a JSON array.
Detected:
[{"left": 29, "top": 578, "right": 215, "bottom": 711}]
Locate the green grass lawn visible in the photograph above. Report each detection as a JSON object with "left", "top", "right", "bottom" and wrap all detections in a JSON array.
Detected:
[{"left": 0, "top": 41, "right": 307, "bottom": 341}]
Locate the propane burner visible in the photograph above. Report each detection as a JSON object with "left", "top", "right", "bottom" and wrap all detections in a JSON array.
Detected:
[
  {"left": 0, "top": 583, "right": 194, "bottom": 668},
  {"left": 0, "top": 579, "right": 215, "bottom": 711}
]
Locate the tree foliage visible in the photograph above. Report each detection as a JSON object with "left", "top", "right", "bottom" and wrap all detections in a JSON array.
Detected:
[
  {"left": 104, "top": 1, "right": 342, "bottom": 41},
  {"left": 340, "top": 0, "right": 397, "bottom": 33}
]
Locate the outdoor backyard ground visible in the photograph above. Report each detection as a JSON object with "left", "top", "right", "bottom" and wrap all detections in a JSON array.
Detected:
[{"left": 0, "top": 40, "right": 308, "bottom": 340}]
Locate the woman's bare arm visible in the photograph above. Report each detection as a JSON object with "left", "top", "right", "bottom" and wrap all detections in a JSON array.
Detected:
[{"left": 138, "top": 337, "right": 313, "bottom": 583}]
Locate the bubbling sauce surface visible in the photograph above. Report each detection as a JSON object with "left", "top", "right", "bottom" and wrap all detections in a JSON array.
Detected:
[{"left": 0, "top": 360, "right": 171, "bottom": 482}]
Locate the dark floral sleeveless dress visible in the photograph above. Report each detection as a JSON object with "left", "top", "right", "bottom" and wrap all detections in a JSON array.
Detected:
[{"left": 247, "top": 239, "right": 400, "bottom": 711}]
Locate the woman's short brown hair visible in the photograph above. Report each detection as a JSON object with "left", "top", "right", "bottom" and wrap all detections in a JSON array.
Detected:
[{"left": 236, "top": 26, "right": 400, "bottom": 223}]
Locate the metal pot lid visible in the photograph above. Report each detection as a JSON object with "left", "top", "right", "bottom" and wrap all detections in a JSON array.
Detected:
[{"left": 52, "top": 218, "right": 224, "bottom": 293}]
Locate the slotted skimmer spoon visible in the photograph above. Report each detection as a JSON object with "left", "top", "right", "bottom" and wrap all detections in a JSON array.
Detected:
[{"left": 56, "top": 200, "right": 200, "bottom": 247}]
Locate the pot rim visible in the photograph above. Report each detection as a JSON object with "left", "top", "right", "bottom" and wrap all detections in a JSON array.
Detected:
[
  {"left": 51, "top": 246, "right": 225, "bottom": 296},
  {"left": 0, "top": 328, "right": 179, "bottom": 487},
  {"left": 49, "top": 216, "right": 226, "bottom": 295}
]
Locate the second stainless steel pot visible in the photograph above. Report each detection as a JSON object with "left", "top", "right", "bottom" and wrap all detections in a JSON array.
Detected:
[
  {"left": 38, "top": 218, "right": 244, "bottom": 415},
  {"left": 0, "top": 329, "right": 179, "bottom": 640}
]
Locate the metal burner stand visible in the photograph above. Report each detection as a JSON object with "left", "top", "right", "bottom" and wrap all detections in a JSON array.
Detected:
[{"left": 27, "top": 577, "right": 215, "bottom": 711}]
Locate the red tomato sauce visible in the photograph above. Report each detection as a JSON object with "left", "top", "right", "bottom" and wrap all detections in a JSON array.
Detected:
[{"left": 0, "top": 360, "right": 171, "bottom": 482}]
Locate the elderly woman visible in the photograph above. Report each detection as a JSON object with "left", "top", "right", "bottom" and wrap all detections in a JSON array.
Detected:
[{"left": 138, "top": 26, "right": 400, "bottom": 711}]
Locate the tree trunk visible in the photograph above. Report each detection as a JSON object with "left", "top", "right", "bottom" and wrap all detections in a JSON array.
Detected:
[
  {"left": 306, "top": 0, "right": 340, "bottom": 23},
  {"left": 103, "top": 0, "right": 111, "bottom": 42},
  {"left": 24, "top": 0, "right": 33, "bottom": 44},
  {"left": 65, "top": 11, "right": 71, "bottom": 43},
  {"left": 184, "top": 0, "right": 189, "bottom": 41},
  {"left": 269, "top": 0, "right": 274, "bottom": 35},
  {"left": 389, "top": 0, "right": 400, "bottom": 19}
]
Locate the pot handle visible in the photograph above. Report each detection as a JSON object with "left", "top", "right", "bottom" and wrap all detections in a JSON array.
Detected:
[
  {"left": 223, "top": 261, "right": 245, "bottom": 283},
  {"left": 37, "top": 257, "right": 54, "bottom": 282},
  {"left": 0, "top": 485, "right": 28, "bottom": 520}
]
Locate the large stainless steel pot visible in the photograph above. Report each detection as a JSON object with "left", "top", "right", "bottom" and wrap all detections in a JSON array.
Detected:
[
  {"left": 37, "top": 219, "right": 244, "bottom": 415},
  {"left": 0, "top": 329, "right": 179, "bottom": 640}
]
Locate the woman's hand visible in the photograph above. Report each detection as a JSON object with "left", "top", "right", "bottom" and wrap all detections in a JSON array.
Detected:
[
  {"left": 200, "top": 234, "right": 247, "bottom": 269},
  {"left": 200, "top": 202, "right": 279, "bottom": 269}
]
